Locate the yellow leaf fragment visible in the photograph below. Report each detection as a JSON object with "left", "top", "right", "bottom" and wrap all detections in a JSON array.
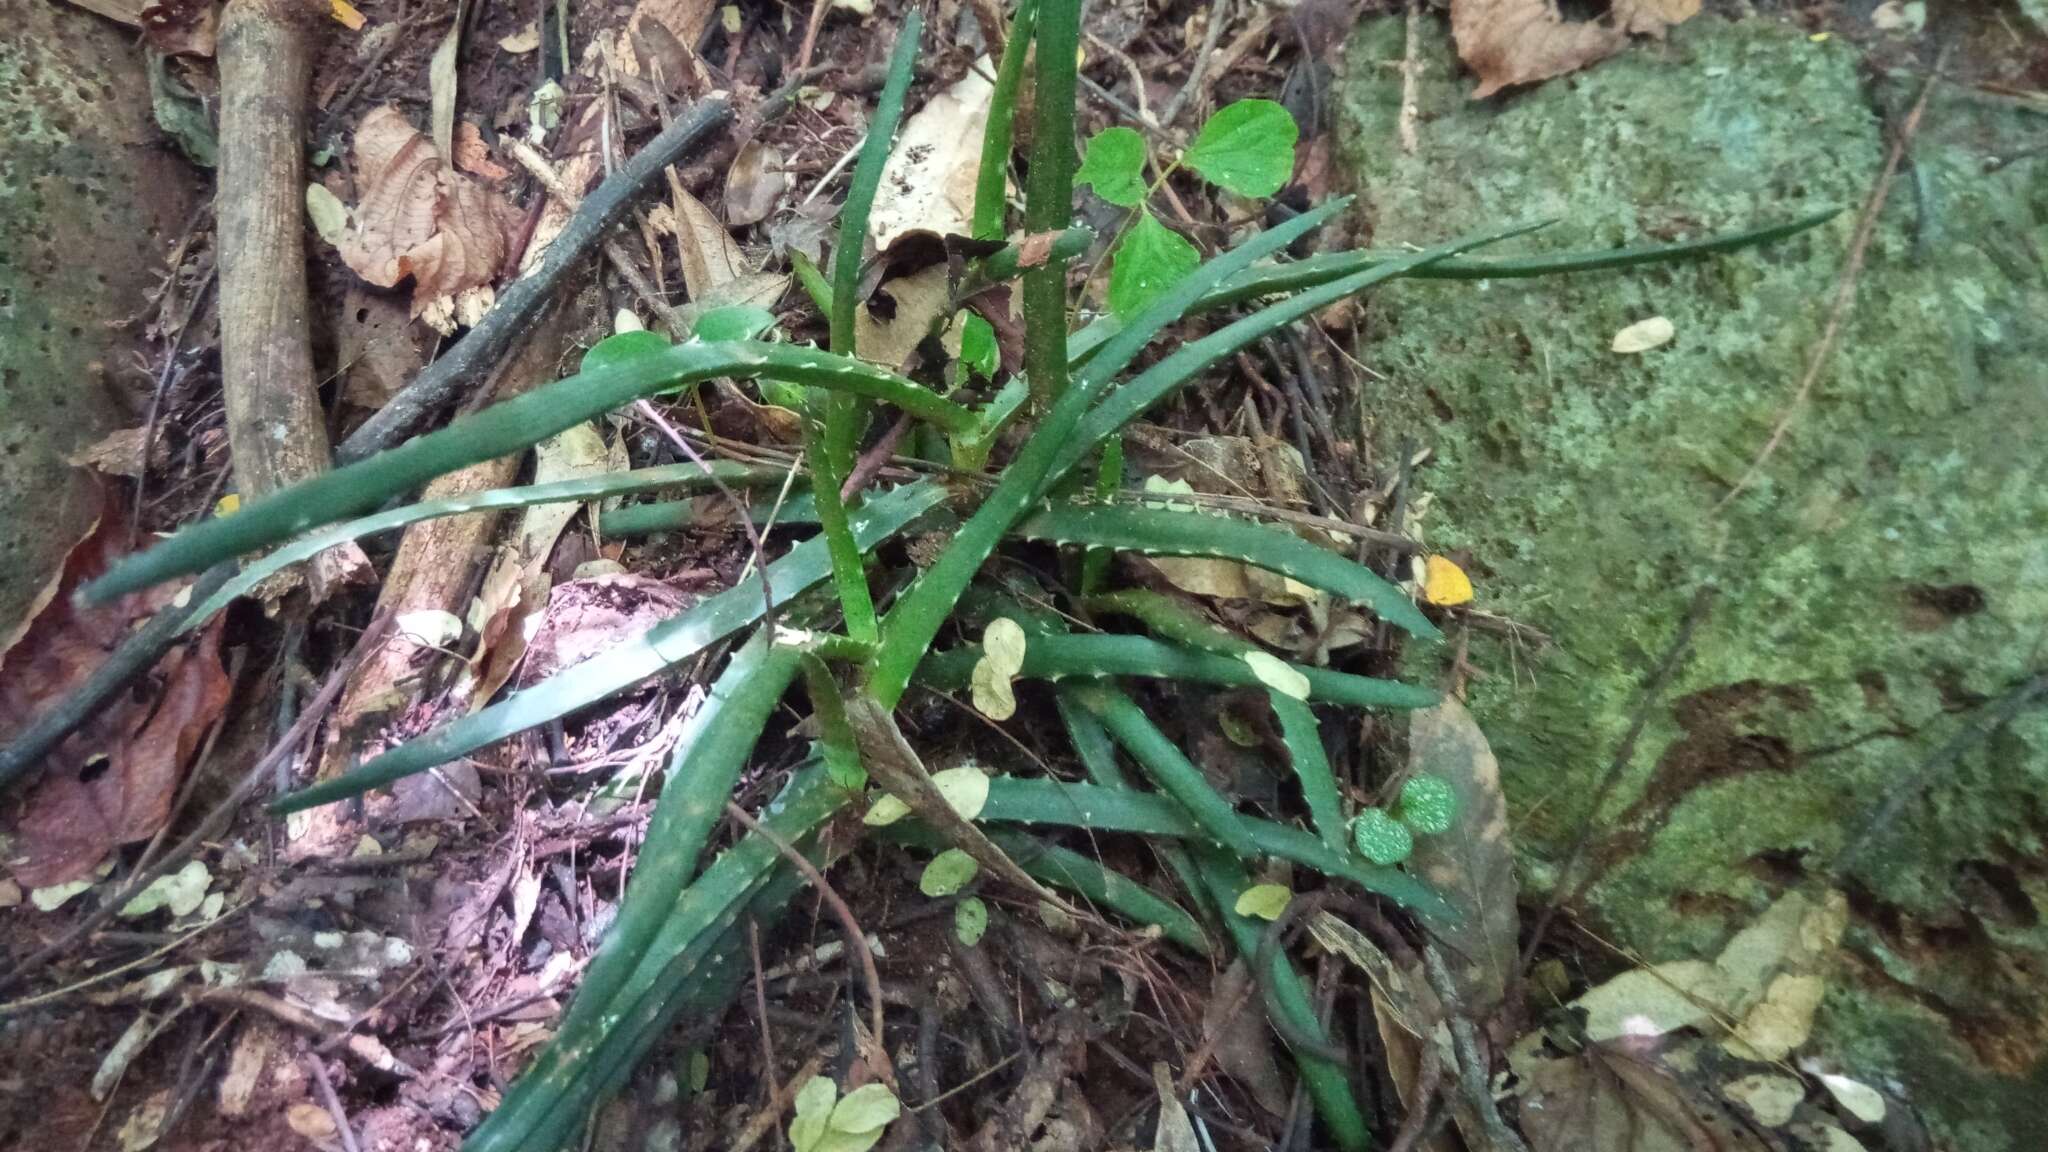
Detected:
[{"left": 1421, "top": 555, "right": 1473, "bottom": 606}]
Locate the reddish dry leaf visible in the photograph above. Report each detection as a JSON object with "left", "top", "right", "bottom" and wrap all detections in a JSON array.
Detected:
[
  {"left": 1, "top": 514, "right": 231, "bottom": 888},
  {"left": 337, "top": 106, "right": 515, "bottom": 315}
]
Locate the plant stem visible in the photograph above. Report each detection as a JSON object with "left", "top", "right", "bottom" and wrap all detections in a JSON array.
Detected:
[{"left": 1020, "top": 0, "right": 1082, "bottom": 408}]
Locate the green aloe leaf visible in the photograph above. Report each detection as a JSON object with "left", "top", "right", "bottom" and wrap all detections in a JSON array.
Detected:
[
  {"left": 693, "top": 305, "right": 778, "bottom": 342},
  {"left": 1072, "top": 683, "right": 1259, "bottom": 859},
  {"left": 1184, "top": 98, "right": 1298, "bottom": 198},
  {"left": 866, "top": 200, "right": 1349, "bottom": 708},
  {"left": 958, "top": 312, "right": 999, "bottom": 381},
  {"left": 977, "top": 775, "right": 1450, "bottom": 918},
  {"left": 272, "top": 482, "right": 945, "bottom": 813},
  {"left": 1108, "top": 212, "right": 1200, "bottom": 318},
  {"left": 183, "top": 462, "right": 787, "bottom": 630},
  {"left": 919, "top": 633, "right": 1438, "bottom": 712},
  {"left": 971, "top": 0, "right": 1036, "bottom": 241},
  {"left": 87, "top": 342, "right": 968, "bottom": 602},
  {"left": 1077, "top": 126, "right": 1148, "bottom": 207},
  {"left": 1016, "top": 502, "right": 1439, "bottom": 640}
]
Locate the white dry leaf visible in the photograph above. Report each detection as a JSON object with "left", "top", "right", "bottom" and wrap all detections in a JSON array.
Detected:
[
  {"left": 869, "top": 59, "right": 997, "bottom": 251},
  {"left": 968, "top": 658, "right": 1016, "bottom": 721},
  {"left": 94, "top": 1012, "right": 170, "bottom": 1101},
  {"left": 1573, "top": 959, "right": 1736, "bottom": 1042},
  {"left": 216, "top": 1023, "right": 279, "bottom": 1117},
  {"left": 498, "top": 20, "right": 540, "bottom": 52},
  {"left": 1720, "top": 1072, "right": 1804, "bottom": 1128},
  {"left": 119, "top": 859, "right": 212, "bottom": 918},
  {"left": 831, "top": 0, "right": 873, "bottom": 14},
  {"left": 31, "top": 878, "right": 94, "bottom": 911},
  {"left": 930, "top": 765, "right": 991, "bottom": 821},
  {"left": 1611, "top": 315, "right": 1676, "bottom": 354},
  {"left": 1724, "top": 972, "right": 1826, "bottom": 1061},
  {"left": 982, "top": 618, "right": 1027, "bottom": 677},
  {"left": 0, "top": 878, "right": 20, "bottom": 908},
  {"left": 1815, "top": 1072, "right": 1886, "bottom": 1125},
  {"left": 395, "top": 609, "right": 464, "bottom": 649},
  {"left": 117, "top": 1090, "right": 171, "bottom": 1152},
  {"left": 285, "top": 1101, "right": 337, "bottom": 1141},
  {"left": 1243, "top": 650, "right": 1311, "bottom": 700}
]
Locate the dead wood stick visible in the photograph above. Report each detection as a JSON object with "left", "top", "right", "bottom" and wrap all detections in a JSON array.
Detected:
[
  {"left": 723, "top": 800, "right": 897, "bottom": 1091},
  {"left": 338, "top": 99, "right": 732, "bottom": 460},
  {"left": 217, "top": 0, "right": 366, "bottom": 599}
]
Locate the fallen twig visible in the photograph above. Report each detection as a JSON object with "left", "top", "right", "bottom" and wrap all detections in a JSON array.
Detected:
[
  {"left": 722, "top": 800, "right": 897, "bottom": 1090},
  {"left": 1715, "top": 51, "right": 1946, "bottom": 512}
]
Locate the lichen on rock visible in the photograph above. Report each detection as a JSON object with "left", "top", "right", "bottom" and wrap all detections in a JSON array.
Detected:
[{"left": 1336, "top": 14, "right": 2048, "bottom": 1147}]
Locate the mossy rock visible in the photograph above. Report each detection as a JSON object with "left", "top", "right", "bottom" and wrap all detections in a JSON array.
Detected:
[
  {"left": 1337, "top": 15, "right": 2047, "bottom": 1147},
  {"left": 0, "top": 1, "right": 196, "bottom": 642}
]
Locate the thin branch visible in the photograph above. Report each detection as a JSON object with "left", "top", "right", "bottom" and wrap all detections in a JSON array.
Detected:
[{"left": 722, "top": 800, "right": 897, "bottom": 1089}]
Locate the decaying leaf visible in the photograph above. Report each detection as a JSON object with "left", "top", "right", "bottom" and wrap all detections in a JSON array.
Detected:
[
  {"left": 1574, "top": 959, "right": 1737, "bottom": 1043},
  {"left": 336, "top": 105, "right": 515, "bottom": 321},
  {"left": 854, "top": 264, "right": 963, "bottom": 373},
  {"left": 1406, "top": 698, "right": 1518, "bottom": 1013},
  {"left": 3, "top": 517, "right": 231, "bottom": 888},
  {"left": 1721, "top": 1072, "right": 1804, "bottom": 1128},
  {"left": 657, "top": 179, "right": 748, "bottom": 301},
  {"left": 1518, "top": 1043, "right": 1766, "bottom": 1152},
  {"left": 139, "top": 0, "right": 218, "bottom": 57},
  {"left": 1200, "top": 961, "right": 1292, "bottom": 1114},
  {"left": 66, "top": 427, "right": 154, "bottom": 478},
  {"left": 1450, "top": 0, "right": 1695, "bottom": 99},
  {"left": 335, "top": 286, "right": 429, "bottom": 410},
  {"left": 869, "top": 58, "right": 997, "bottom": 251},
  {"left": 452, "top": 121, "right": 512, "bottom": 182},
  {"left": 1151, "top": 1063, "right": 1201, "bottom": 1152},
  {"left": 724, "top": 139, "right": 788, "bottom": 227}
]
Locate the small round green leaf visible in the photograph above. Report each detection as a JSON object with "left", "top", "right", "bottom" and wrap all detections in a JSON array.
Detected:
[
  {"left": 1397, "top": 774, "right": 1460, "bottom": 836},
  {"left": 791, "top": 1076, "right": 838, "bottom": 1152},
  {"left": 580, "top": 328, "right": 672, "bottom": 374},
  {"left": 1233, "top": 882, "right": 1292, "bottom": 921},
  {"left": 692, "top": 304, "right": 777, "bottom": 343},
  {"left": 919, "top": 848, "right": 980, "bottom": 896},
  {"left": 1108, "top": 212, "right": 1199, "bottom": 319},
  {"left": 1184, "top": 98, "right": 1298, "bottom": 198},
  {"left": 1351, "top": 807, "right": 1414, "bottom": 866},
  {"left": 1076, "top": 126, "right": 1149, "bottom": 207},
  {"left": 931, "top": 765, "right": 991, "bottom": 821},
  {"left": 862, "top": 793, "right": 912, "bottom": 827},
  {"left": 954, "top": 896, "right": 989, "bottom": 946}
]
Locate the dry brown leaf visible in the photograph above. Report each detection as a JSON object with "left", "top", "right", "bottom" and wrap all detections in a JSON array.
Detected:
[
  {"left": 519, "top": 574, "right": 691, "bottom": 685},
  {"left": 870, "top": 59, "right": 998, "bottom": 251},
  {"left": 335, "top": 286, "right": 428, "bottom": 410},
  {"left": 854, "top": 264, "right": 958, "bottom": 372},
  {"left": 1198, "top": 961, "right": 1292, "bottom": 1115},
  {"left": 655, "top": 179, "right": 749, "bottom": 301},
  {"left": 66, "top": 427, "right": 153, "bottom": 478},
  {"left": 1574, "top": 960, "right": 1739, "bottom": 1043},
  {"left": 1407, "top": 699, "right": 1518, "bottom": 1014},
  {"left": 1613, "top": 0, "right": 1700, "bottom": 37},
  {"left": 3, "top": 514, "right": 230, "bottom": 887},
  {"left": 452, "top": 121, "right": 512, "bottom": 182},
  {"left": 1450, "top": 0, "right": 1628, "bottom": 99},
  {"left": 1519, "top": 1044, "right": 1767, "bottom": 1152},
  {"left": 337, "top": 106, "right": 513, "bottom": 317},
  {"left": 724, "top": 140, "right": 787, "bottom": 227},
  {"left": 61, "top": 0, "right": 147, "bottom": 25}
]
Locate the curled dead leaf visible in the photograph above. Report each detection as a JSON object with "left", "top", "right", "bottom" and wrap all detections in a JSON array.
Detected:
[
  {"left": 724, "top": 140, "right": 788, "bottom": 227},
  {"left": 337, "top": 106, "right": 515, "bottom": 318},
  {"left": 1450, "top": 0, "right": 1696, "bottom": 99}
]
